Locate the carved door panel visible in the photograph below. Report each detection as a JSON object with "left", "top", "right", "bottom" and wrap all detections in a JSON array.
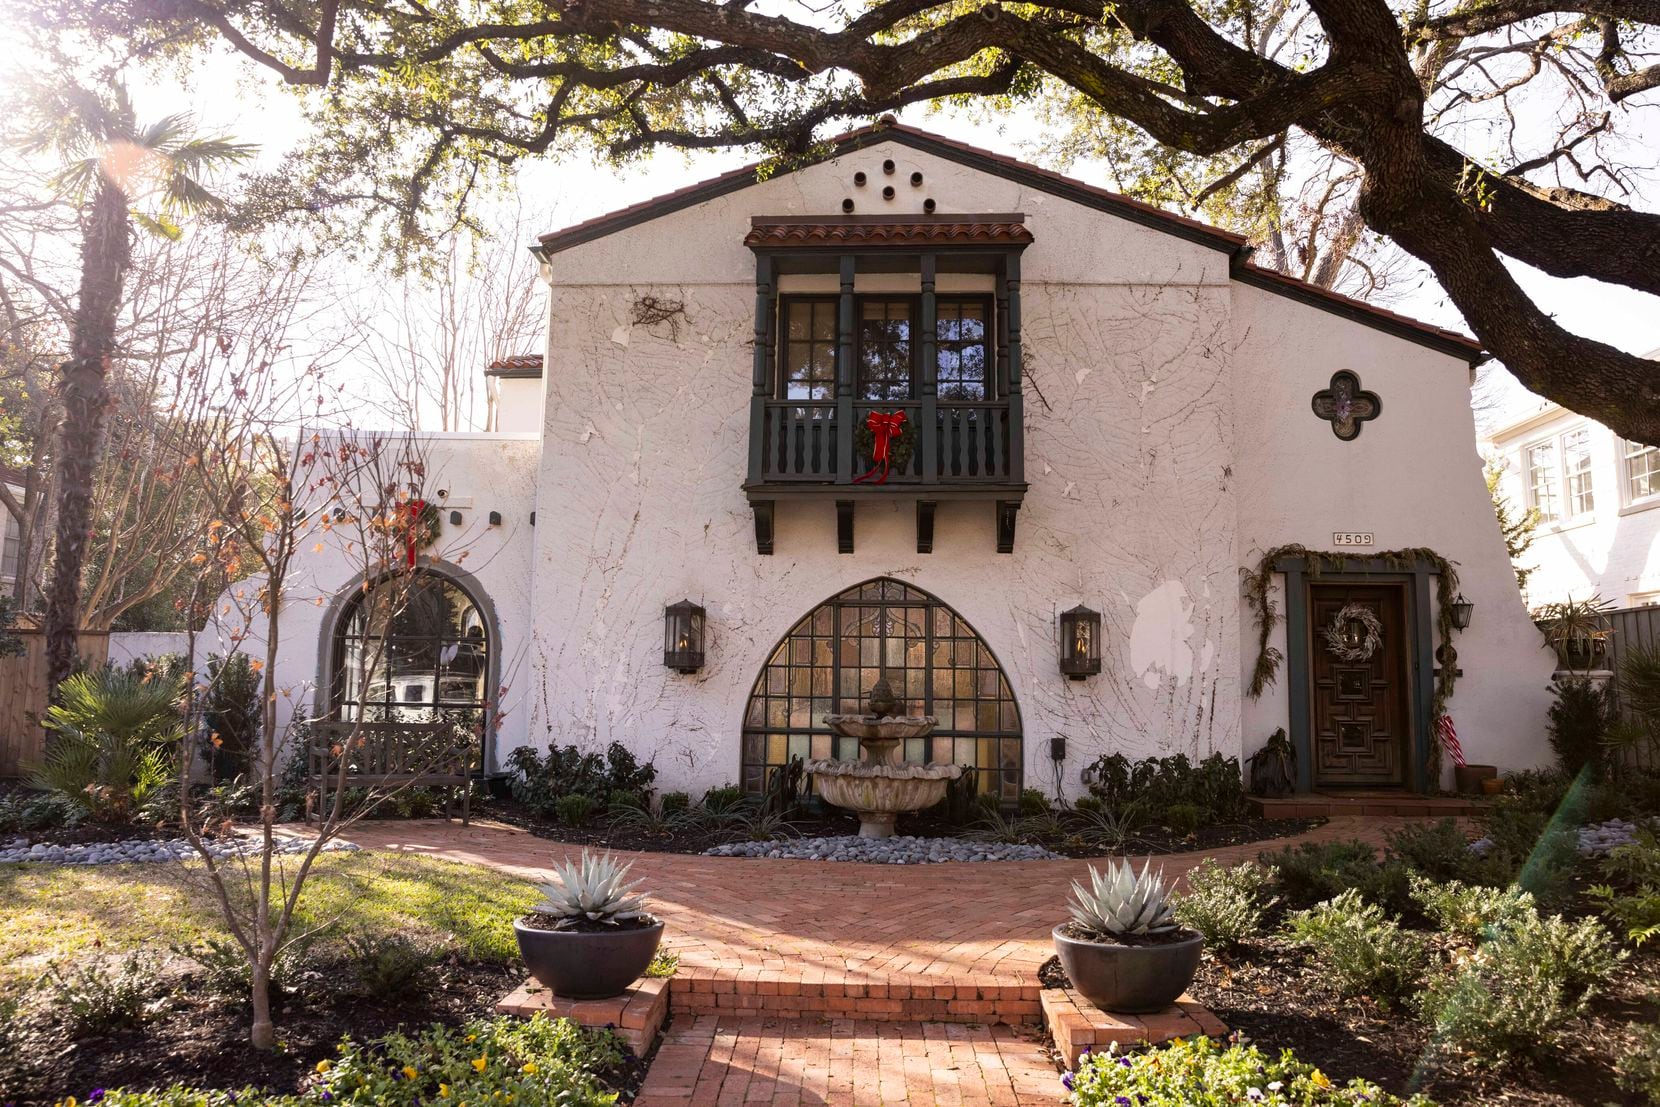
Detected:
[{"left": 1309, "top": 583, "right": 1409, "bottom": 787}]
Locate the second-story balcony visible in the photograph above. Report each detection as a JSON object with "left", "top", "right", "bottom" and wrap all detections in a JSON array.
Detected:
[{"left": 742, "top": 215, "right": 1031, "bottom": 554}]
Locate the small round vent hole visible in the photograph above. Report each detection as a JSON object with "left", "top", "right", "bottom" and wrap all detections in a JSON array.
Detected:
[
  {"left": 882, "top": 185, "right": 895, "bottom": 200},
  {"left": 910, "top": 172, "right": 923, "bottom": 186},
  {"left": 841, "top": 198, "right": 855, "bottom": 213},
  {"left": 923, "top": 198, "right": 937, "bottom": 214},
  {"left": 882, "top": 159, "right": 896, "bottom": 174},
  {"left": 853, "top": 171, "right": 867, "bottom": 186}
]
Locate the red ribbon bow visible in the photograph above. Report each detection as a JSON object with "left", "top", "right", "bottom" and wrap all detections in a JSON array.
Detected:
[
  {"left": 854, "top": 410, "right": 907, "bottom": 484},
  {"left": 405, "top": 499, "right": 427, "bottom": 567}
]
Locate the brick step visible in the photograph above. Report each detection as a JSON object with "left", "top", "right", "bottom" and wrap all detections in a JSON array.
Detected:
[
  {"left": 671, "top": 969, "right": 1043, "bottom": 1025},
  {"left": 1251, "top": 793, "right": 1489, "bottom": 819}
]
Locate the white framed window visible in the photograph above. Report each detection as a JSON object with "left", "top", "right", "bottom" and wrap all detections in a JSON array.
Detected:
[
  {"left": 1525, "top": 439, "right": 1560, "bottom": 522},
  {"left": 1624, "top": 439, "right": 1660, "bottom": 505},
  {"left": 1, "top": 508, "right": 18, "bottom": 582},
  {"left": 1630, "top": 591, "right": 1660, "bottom": 608},
  {"left": 1562, "top": 427, "right": 1595, "bottom": 517}
]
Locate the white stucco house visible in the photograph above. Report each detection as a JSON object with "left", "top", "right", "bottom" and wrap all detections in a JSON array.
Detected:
[
  {"left": 249, "top": 121, "right": 1557, "bottom": 802},
  {"left": 1483, "top": 366, "right": 1660, "bottom": 609}
]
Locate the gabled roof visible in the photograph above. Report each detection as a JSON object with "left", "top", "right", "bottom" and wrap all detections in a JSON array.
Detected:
[{"left": 533, "top": 120, "right": 1482, "bottom": 362}]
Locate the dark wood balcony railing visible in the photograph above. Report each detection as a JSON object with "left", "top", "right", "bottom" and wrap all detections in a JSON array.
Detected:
[{"left": 756, "top": 400, "right": 1016, "bottom": 484}]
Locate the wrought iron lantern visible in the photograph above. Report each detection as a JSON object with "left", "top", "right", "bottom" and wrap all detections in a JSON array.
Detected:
[
  {"left": 1059, "top": 604, "right": 1102, "bottom": 679},
  {"left": 1449, "top": 592, "right": 1474, "bottom": 631},
  {"left": 664, "top": 600, "right": 706, "bottom": 673}
]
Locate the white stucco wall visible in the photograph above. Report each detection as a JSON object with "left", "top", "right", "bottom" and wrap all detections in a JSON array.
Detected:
[
  {"left": 1230, "top": 287, "right": 1556, "bottom": 779},
  {"left": 1487, "top": 406, "right": 1660, "bottom": 608},
  {"left": 107, "top": 631, "right": 190, "bottom": 666}
]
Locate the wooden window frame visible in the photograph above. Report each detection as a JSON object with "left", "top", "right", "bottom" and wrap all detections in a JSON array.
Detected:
[
  {"left": 935, "top": 294, "right": 996, "bottom": 403},
  {"left": 775, "top": 296, "right": 840, "bottom": 401},
  {"left": 774, "top": 293, "right": 998, "bottom": 403}
]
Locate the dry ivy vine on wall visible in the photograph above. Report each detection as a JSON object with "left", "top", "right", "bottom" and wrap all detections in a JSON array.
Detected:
[
  {"left": 630, "top": 292, "right": 690, "bottom": 341},
  {"left": 1240, "top": 544, "right": 1463, "bottom": 775}
]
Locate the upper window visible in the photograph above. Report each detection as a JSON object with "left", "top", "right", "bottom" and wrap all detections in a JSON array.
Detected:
[
  {"left": 776, "top": 295, "right": 993, "bottom": 402},
  {"left": 1525, "top": 440, "right": 1560, "bottom": 523},
  {"left": 1, "top": 509, "right": 17, "bottom": 581},
  {"left": 1563, "top": 428, "right": 1595, "bottom": 517},
  {"left": 334, "top": 571, "right": 490, "bottom": 724},
  {"left": 780, "top": 299, "right": 837, "bottom": 401},
  {"left": 1625, "top": 439, "right": 1660, "bottom": 505}
]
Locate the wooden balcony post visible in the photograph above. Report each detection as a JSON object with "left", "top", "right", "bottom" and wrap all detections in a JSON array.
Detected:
[
  {"left": 836, "top": 254, "right": 855, "bottom": 483},
  {"left": 919, "top": 253, "right": 939, "bottom": 483},
  {"left": 1005, "top": 252, "right": 1025, "bottom": 485},
  {"left": 748, "top": 255, "right": 774, "bottom": 485}
]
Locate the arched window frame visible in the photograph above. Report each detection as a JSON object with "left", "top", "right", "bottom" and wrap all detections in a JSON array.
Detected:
[{"left": 741, "top": 577, "right": 1023, "bottom": 802}]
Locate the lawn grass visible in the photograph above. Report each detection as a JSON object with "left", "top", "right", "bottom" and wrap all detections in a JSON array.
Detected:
[{"left": 0, "top": 852, "right": 538, "bottom": 994}]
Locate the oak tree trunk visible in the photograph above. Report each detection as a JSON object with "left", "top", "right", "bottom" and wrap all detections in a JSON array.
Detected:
[{"left": 45, "top": 178, "right": 130, "bottom": 692}]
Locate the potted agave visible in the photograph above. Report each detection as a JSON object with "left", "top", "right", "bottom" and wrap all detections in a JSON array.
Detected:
[
  {"left": 1052, "top": 859, "right": 1202, "bottom": 1013},
  {"left": 515, "top": 850, "right": 664, "bottom": 999}
]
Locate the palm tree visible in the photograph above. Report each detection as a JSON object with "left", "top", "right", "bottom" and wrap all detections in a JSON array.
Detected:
[{"left": 25, "top": 84, "right": 253, "bottom": 691}]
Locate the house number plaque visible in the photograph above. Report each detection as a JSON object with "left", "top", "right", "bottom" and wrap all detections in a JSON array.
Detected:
[{"left": 1332, "top": 532, "right": 1374, "bottom": 547}]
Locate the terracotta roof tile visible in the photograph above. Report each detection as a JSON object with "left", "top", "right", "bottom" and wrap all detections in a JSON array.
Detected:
[
  {"left": 485, "top": 354, "right": 544, "bottom": 378},
  {"left": 744, "top": 220, "right": 1032, "bottom": 248}
]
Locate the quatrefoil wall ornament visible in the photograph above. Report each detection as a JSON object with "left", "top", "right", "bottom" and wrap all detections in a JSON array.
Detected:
[{"left": 1311, "top": 370, "right": 1382, "bottom": 441}]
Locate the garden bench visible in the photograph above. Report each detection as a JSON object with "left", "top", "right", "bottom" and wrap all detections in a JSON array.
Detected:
[{"left": 306, "top": 720, "right": 474, "bottom": 825}]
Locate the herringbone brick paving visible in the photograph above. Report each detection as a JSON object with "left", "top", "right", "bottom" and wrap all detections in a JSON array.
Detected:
[{"left": 332, "top": 815, "right": 1404, "bottom": 1104}]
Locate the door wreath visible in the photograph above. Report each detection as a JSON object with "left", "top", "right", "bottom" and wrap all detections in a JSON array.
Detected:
[
  {"left": 853, "top": 411, "right": 917, "bottom": 483},
  {"left": 402, "top": 499, "right": 441, "bottom": 567},
  {"left": 1323, "top": 602, "right": 1383, "bottom": 662}
]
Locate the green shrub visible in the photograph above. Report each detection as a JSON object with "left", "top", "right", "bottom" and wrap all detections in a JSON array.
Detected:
[
  {"left": 34, "top": 666, "right": 185, "bottom": 822},
  {"left": 316, "top": 1013, "right": 623, "bottom": 1105},
  {"left": 1261, "top": 839, "right": 1411, "bottom": 912},
  {"left": 1071, "top": 794, "right": 1103, "bottom": 815},
  {"left": 1081, "top": 751, "right": 1247, "bottom": 826},
  {"left": 1478, "top": 805, "right": 1580, "bottom": 908},
  {"left": 1547, "top": 675, "right": 1615, "bottom": 776},
  {"left": 59, "top": 1089, "right": 304, "bottom": 1106},
  {"left": 606, "top": 788, "right": 645, "bottom": 812},
  {"left": 177, "top": 936, "right": 314, "bottom": 1005},
  {"left": 506, "top": 742, "right": 656, "bottom": 818},
  {"left": 201, "top": 652, "right": 262, "bottom": 779},
  {"left": 700, "top": 783, "right": 746, "bottom": 815},
  {"left": 1017, "top": 787, "right": 1051, "bottom": 816},
  {"left": 1173, "top": 859, "right": 1278, "bottom": 948},
  {"left": 1618, "top": 1022, "right": 1660, "bottom": 1104},
  {"left": 1408, "top": 875, "right": 1536, "bottom": 941},
  {"left": 1418, "top": 912, "right": 1624, "bottom": 1062},
  {"left": 1592, "top": 831, "right": 1660, "bottom": 944},
  {"left": 40, "top": 952, "right": 166, "bottom": 1034},
  {"left": 341, "top": 930, "right": 444, "bottom": 998},
  {"left": 1386, "top": 819, "right": 1504, "bottom": 885},
  {"left": 555, "top": 793, "right": 597, "bottom": 826},
  {"left": 659, "top": 791, "right": 691, "bottom": 816},
  {"left": 1287, "top": 889, "right": 1424, "bottom": 997},
  {"left": 1068, "top": 1034, "right": 1435, "bottom": 1106},
  {"left": 390, "top": 786, "right": 441, "bottom": 819},
  {"left": 0, "top": 787, "right": 83, "bottom": 832},
  {"left": 1162, "top": 802, "right": 1205, "bottom": 837},
  {"left": 645, "top": 950, "right": 680, "bottom": 978}
]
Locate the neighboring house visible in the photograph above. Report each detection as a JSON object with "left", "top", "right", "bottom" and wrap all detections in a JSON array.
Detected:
[
  {"left": 0, "top": 464, "right": 23, "bottom": 594},
  {"left": 242, "top": 121, "right": 1555, "bottom": 800},
  {"left": 1483, "top": 366, "right": 1660, "bottom": 609}
]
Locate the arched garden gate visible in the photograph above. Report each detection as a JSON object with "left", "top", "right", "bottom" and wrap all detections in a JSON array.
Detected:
[{"left": 740, "top": 578, "right": 1023, "bottom": 803}]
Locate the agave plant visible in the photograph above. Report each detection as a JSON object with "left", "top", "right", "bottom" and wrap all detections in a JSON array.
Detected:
[
  {"left": 1068, "top": 859, "right": 1178, "bottom": 939},
  {"left": 531, "top": 850, "right": 650, "bottom": 929}
]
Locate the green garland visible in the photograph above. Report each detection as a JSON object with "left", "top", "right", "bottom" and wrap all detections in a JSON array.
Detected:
[{"left": 1241, "top": 544, "right": 1463, "bottom": 776}]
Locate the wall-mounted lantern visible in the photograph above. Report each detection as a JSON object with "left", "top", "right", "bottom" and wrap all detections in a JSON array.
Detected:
[
  {"left": 1449, "top": 593, "right": 1474, "bottom": 631},
  {"left": 1059, "top": 604, "right": 1102, "bottom": 679},
  {"left": 664, "top": 600, "right": 706, "bottom": 673}
]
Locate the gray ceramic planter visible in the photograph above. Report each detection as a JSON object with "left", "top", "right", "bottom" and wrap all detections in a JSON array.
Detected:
[
  {"left": 1052, "top": 925, "right": 1203, "bottom": 1014},
  {"left": 515, "top": 917, "right": 664, "bottom": 999}
]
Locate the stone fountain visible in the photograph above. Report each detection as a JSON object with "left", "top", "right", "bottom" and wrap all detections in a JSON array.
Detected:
[{"left": 805, "top": 677, "right": 964, "bottom": 838}]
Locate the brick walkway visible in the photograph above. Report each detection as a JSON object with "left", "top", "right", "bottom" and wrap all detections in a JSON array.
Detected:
[{"left": 331, "top": 815, "right": 1406, "bottom": 1105}]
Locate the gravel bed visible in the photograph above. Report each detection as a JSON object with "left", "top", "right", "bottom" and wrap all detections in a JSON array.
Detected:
[
  {"left": 1577, "top": 817, "right": 1646, "bottom": 857},
  {"left": 0, "top": 835, "right": 361, "bottom": 865},
  {"left": 703, "top": 834, "right": 1062, "bottom": 863}
]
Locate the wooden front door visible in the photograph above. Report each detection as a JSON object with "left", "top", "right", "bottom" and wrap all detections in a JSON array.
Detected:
[{"left": 1309, "top": 583, "right": 1410, "bottom": 787}]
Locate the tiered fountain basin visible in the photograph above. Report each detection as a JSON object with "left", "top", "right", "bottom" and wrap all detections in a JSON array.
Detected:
[{"left": 805, "top": 713, "right": 963, "bottom": 838}]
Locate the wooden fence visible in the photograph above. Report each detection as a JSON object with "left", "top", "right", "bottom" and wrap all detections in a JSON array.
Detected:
[
  {"left": 1604, "top": 604, "right": 1660, "bottom": 771},
  {"left": 0, "top": 629, "right": 110, "bottom": 777}
]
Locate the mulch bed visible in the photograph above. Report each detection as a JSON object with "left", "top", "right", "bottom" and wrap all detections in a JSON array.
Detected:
[
  {"left": 1185, "top": 939, "right": 1656, "bottom": 1106},
  {"left": 483, "top": 798, "right": 1323, "bottom": 857},
  {"left": 4, "top": 958, "right": 648, "bottom": 1107}
]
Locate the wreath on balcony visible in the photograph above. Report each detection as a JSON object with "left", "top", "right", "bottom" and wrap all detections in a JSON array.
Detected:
[
  {"left": 854, "top": 413, "right": 918, "bottom": 477},
  {"left": 1323, "top": 602, "right": 1383, "bottom": 662}
]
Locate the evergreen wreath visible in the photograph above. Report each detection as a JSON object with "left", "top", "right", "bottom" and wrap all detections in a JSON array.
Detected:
[
  {"left": 407, "top": 499, "right": 441, "bottom": 551},
  {"left": 855, "top": 416, "right": 918, "bottom": 472},
  {"left": 1323, "top": 602, "right": 1384, "bottom": 662}
]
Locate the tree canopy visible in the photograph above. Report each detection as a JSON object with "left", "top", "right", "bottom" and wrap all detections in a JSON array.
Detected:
[{"left": 41, "top": 0, "right": 1660, "bottom": 441}]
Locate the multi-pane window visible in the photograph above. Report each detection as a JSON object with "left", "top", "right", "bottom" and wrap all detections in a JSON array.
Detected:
[
  {"left": 1626, "top": 440, "right": 1660, "bottom": 503},
  {"left": 1562, "top": 428, "right": 1595, "bottom": 517},
  {"left": 936, "top": 299, "right": 990, "bottom": 401},
  {"left": 858, "top": 299, "right": 913, "bottom": 401},
  {"left": 1526, "top": 440, "right": 1560, "bottom": 522},
  {"left": 780, "top": 299, "right": 837, "bottom": 400},
  {"left": 0, "top": 508, "right": 17, "bottom": 581},
  {"left": 740, "top": 578, "right": 1022, "bottom": 803},
  {"left": 335, "top": 572, "right": 490, "bottom": 726}
]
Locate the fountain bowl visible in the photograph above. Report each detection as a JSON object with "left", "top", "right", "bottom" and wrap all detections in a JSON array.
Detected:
[{"left": 808, "top": 711, "right": 963, "bottom": 838}]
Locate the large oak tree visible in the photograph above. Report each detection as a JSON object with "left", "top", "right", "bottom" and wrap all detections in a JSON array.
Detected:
[{"left": 61, "top": 0, "right": 1660, "bottom": 441}]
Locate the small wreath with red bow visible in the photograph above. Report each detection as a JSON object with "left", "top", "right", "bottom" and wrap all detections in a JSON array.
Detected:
[
  {"left": 855, "top": 418, "right": 918, "bottom": 473},
  {"left": 405, "top": 499, "right": 441, "bottom": 553}
]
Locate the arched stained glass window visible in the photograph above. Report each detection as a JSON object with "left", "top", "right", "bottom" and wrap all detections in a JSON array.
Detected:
[
  {"left": 741, "top": 578, "right": 1022, "bottom": 801},
  {"left": 332, "top": 571, "right": 490, "bottom": 727}
]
